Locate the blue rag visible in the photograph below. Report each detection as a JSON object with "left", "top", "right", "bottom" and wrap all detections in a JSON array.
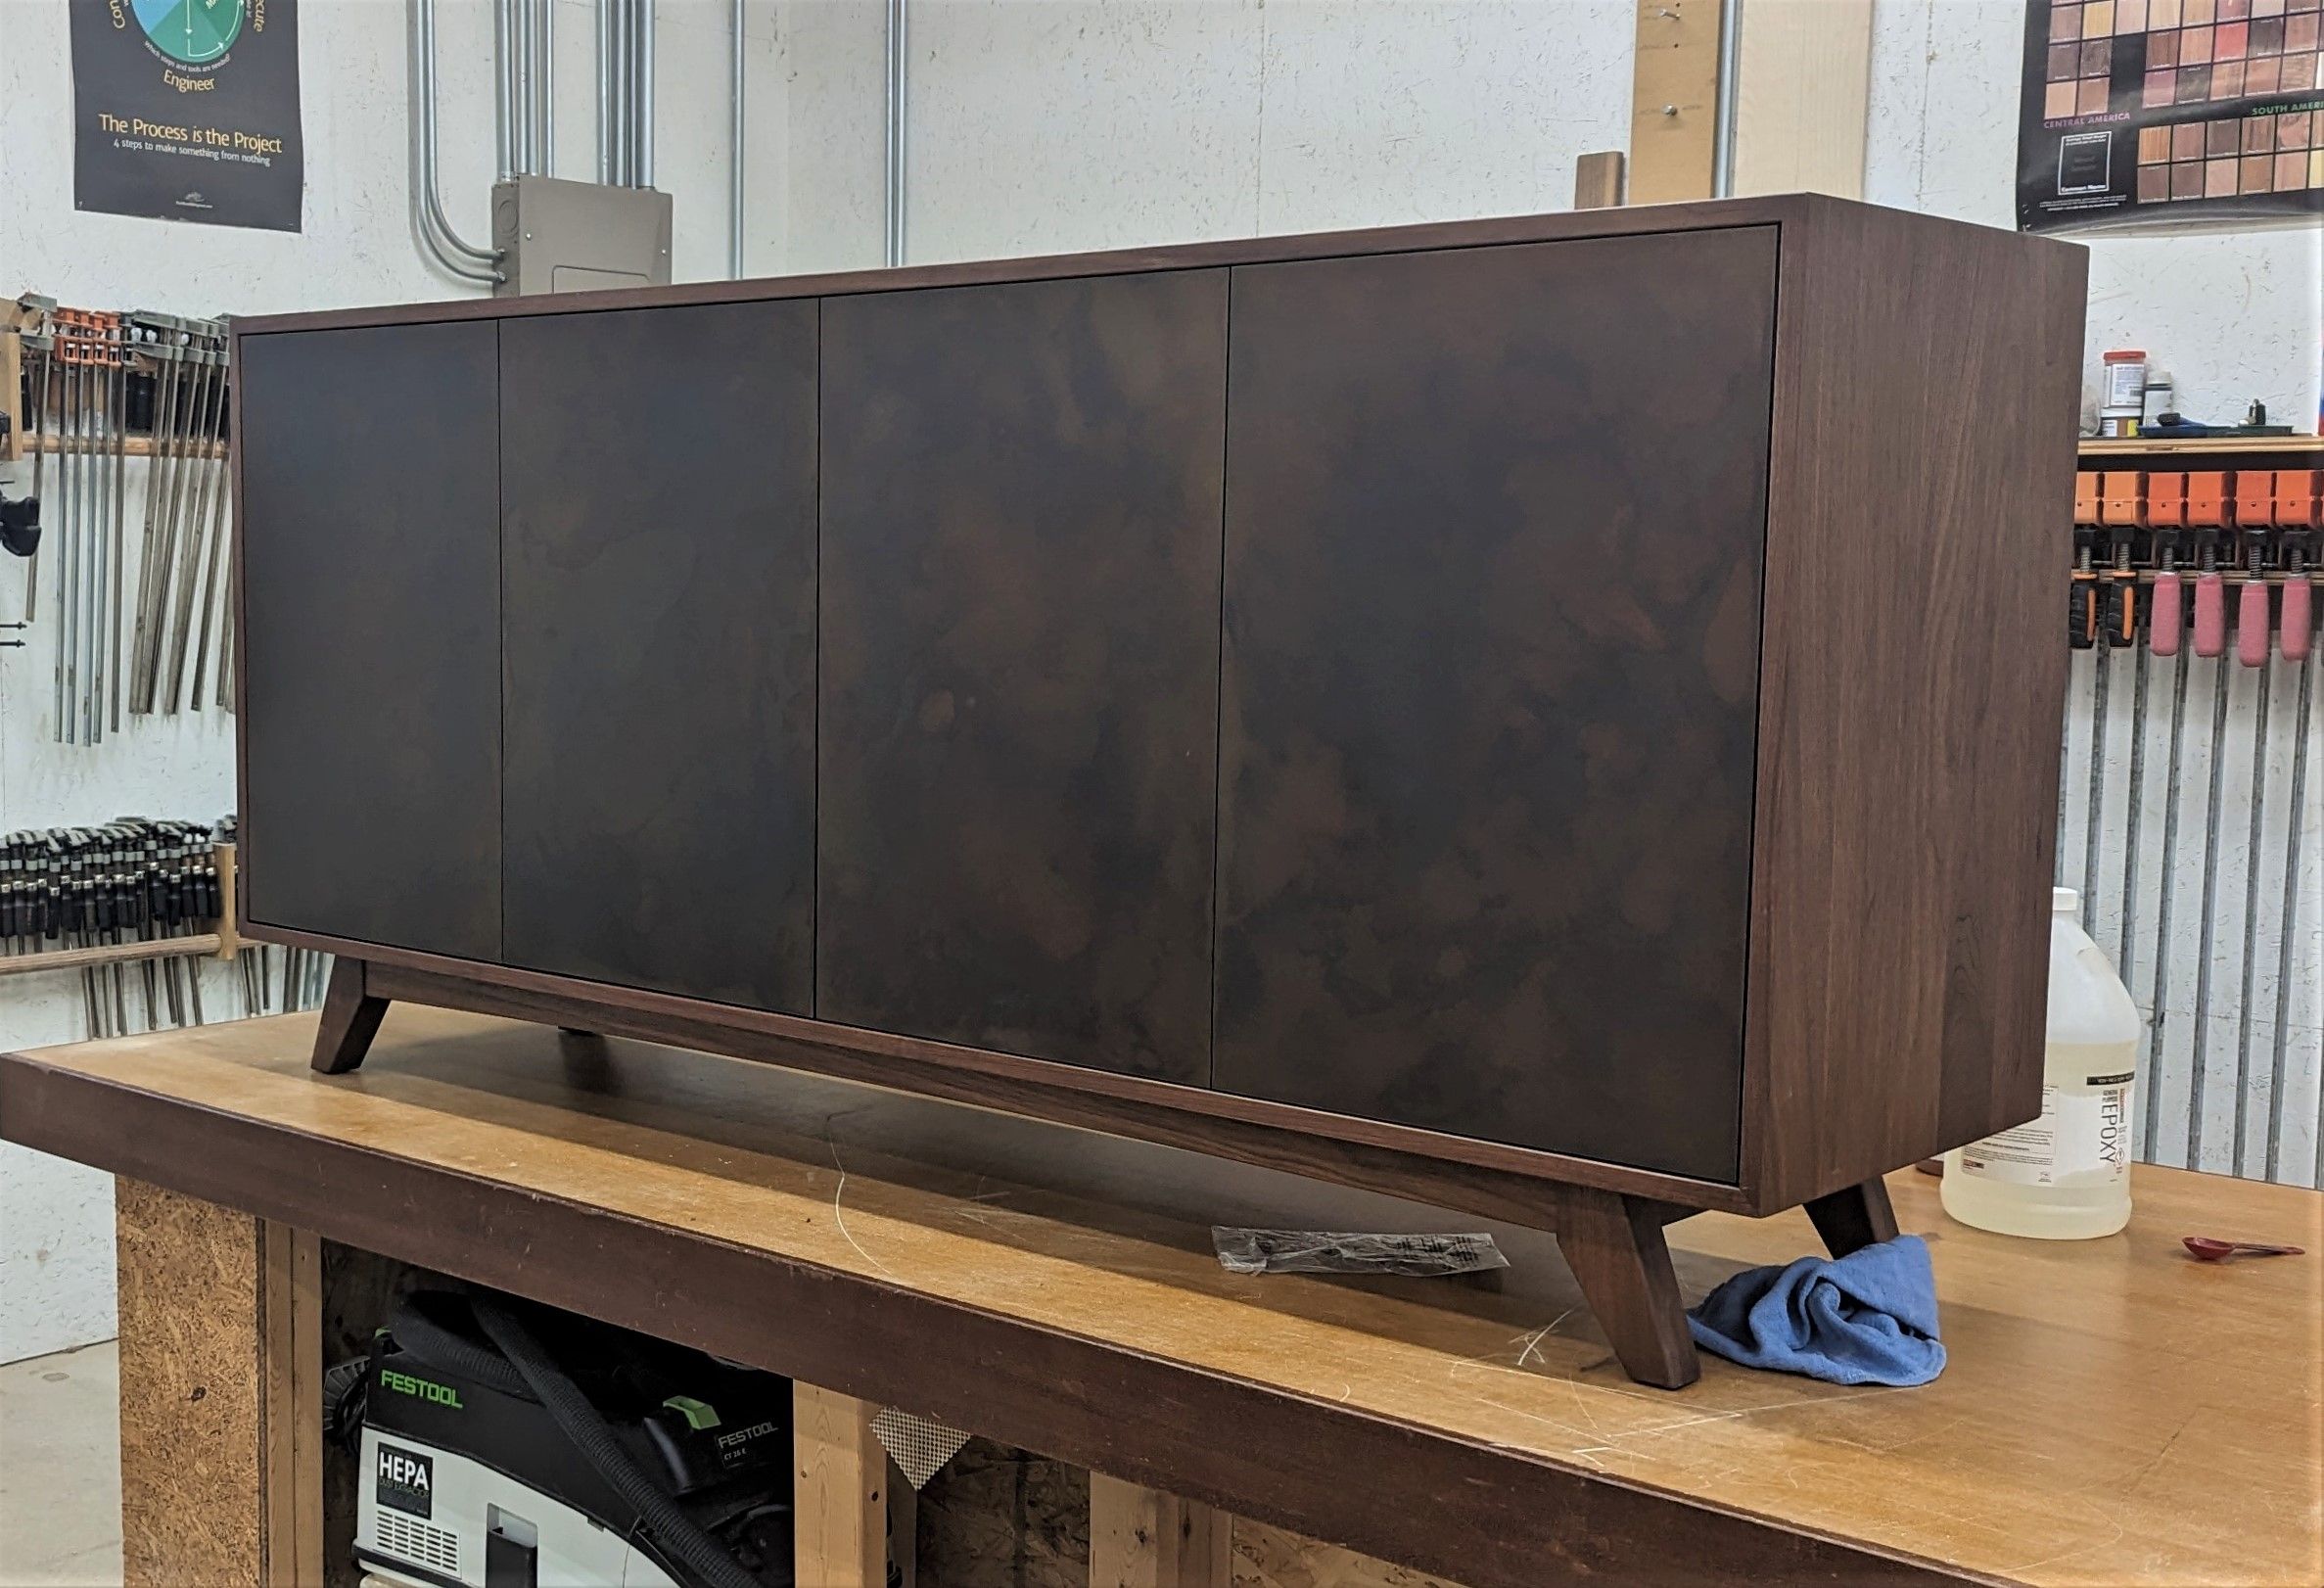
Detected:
[{"left": 1686, "top": 1234, "right": 1945, "bottom": 1386}]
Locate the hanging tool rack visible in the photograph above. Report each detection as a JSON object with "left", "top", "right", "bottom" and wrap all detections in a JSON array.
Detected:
[
  {"left": 0, "top": 819, "right": 331, "bottom": 1039},
  {"left": 3, "top": 297, "right": 236, "bottom": 743},
  {"left": 2063, "top": 436, "right": 2322, "bottom": 1189}
]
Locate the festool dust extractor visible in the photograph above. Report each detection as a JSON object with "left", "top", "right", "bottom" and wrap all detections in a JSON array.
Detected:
[{"left": 326, "top": 1288, "right": 794, "bottom": 1588}]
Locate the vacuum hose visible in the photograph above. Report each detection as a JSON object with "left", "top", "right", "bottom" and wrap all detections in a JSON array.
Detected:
[{"left": 466, "top": 1294, "right": 766, "bottom": 1588}]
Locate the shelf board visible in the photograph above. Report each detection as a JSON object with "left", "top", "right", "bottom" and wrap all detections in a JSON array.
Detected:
[{"left": 2079, "top": 436, "right": 2323, "bottom": 458}]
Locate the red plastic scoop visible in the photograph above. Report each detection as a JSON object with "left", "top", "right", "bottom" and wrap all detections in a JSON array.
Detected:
[{"left": 2182, "top": 1236, "right": 2305, "bottom": 1263}]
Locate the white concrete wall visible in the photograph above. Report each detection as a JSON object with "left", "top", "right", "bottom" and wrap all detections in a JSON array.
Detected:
[{"left": 2, "top": 0, "right": 2317, "bottom": 1359}]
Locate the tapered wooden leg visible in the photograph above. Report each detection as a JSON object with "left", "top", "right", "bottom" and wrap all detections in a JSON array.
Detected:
[
  {"left": 1803, "top": 1176, "right": 1900, "bottom": 1258},
  {"left": 1555, "top": 1188, "right": 1700, "bottom": 1389},
  {"left": 308, "top": 957, "right": 387, "bottom": 1075},
  {"left": 1090, "top": 1473, "right": 1232, "bottom": 1588}
]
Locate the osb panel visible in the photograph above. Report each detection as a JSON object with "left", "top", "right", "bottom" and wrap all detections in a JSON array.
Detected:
[
  {"left": 917, "top": 1436, "right": 1090, "bottom": 1588},
  {"left": 1233, "top": 1522, "right": 1466, "bottom": 1588},
  {"left": 115, "top": 1177, "right": 266, "bottom": 1588}
]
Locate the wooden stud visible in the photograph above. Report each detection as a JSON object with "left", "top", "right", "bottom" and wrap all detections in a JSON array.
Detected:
[
  {"left": 1730, "top": 0, "right": 1875, "bottom": 199},
  {"left": 1553, "top": 1188, "right": 1700, "bottom": 1389},
  {"left": 794, "top": 1381, "right": 889, "bottom": 1588},
  {"left": 1803, "top": 1176, "right": 1900, "bottom": 1257},
  {"left": 310, "top": 957, "right": 388, "bottom": 1075},
  {"left": 1091, "top": 1473, "right": 1232, "bottom": 1588},
  {"left": 1628, "top": 0, "right": 1723, "bottom": 204},
  {"left": 1573, "top": 151, "right": 1627, "bottom": 210},
  {"left": 215, "top": 840, "right": 243, "bottom": 961},
  {"left": 2, "top": 330, "right": 23, "bottom": 463}
]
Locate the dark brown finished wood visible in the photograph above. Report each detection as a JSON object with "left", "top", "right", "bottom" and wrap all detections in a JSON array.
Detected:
[
  {"left": 0, "top": 1029, "right": 1969, "bottom": 1588},
  {"left": 816, "top": 271, "right": 1227, "bottom": 1082},
  {"left": 1740, "top": 197, "right": 2086, "bottom": 1211},
  {"left": 1215, "top": 228, "right": 1776, "bottom": 1182},
  {"left": 499, "top": 300, "right": 820, "bottom": 1012},
  {"left": 349, "top": 955, "right": 1732, "bottom": 1227},
  {"left": 308, "top": 959, "right": 386, "bottom": 1075},
  {"left": 1553, "top": 1188, "right": 1701, "bottom": 1390},
  {"left": 236, "top": 319, "right": 502, "bottom": 960},
  {"left": 231, "top": 200, "right": 2090, "bottom": 1332},
  {"left": 229, "top": 202, "right": 1815, "bottom": 338},
  {"left": 1803, "top": 1178, "right": 1901, "bottom": 1257}
]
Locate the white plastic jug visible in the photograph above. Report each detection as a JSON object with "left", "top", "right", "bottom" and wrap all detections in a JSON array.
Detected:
[{"left": 1941, "top": 888, "right": 2144, "bottom": 1239}]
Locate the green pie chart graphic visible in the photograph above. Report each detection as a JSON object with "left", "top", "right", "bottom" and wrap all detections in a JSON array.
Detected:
[{"left": 132, "top": 0, "right": 245, "bottom": 67}]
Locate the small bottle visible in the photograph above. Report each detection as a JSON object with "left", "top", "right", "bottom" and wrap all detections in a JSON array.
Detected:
[{"left": 1942, "top": 889, "right": 2143, "bottom": 1239}]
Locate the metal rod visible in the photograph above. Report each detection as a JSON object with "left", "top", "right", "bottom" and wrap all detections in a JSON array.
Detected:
[
  {"left": 2115, "top": 646, "right": 2151, "bottom": 1018},
  {"left": 2081, "top": 645, "right": 2111, "bottom": 934},
  {"left": 2142, "top": 650, "right": 2193, "bottom": 1163},
  {"left": 108, "top": 359, "right": 127, "bottom": 731},
  {"left": 2267, "top": 642, "right": 2314, "bottom": 1184},
  {"left": 2184, "top": 657, "right": 2235, "bottom": 1169},
  {"left": 729, "top": 0, "right": 746, "bottom": 278},
  {"left": 2230, "top": 655, "right": 2275, "bottom": 1174}
]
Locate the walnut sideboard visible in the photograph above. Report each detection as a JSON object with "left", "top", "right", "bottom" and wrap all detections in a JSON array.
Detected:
[{"left": 230, "top": 195, "right": 2087, "bottom": 1387}]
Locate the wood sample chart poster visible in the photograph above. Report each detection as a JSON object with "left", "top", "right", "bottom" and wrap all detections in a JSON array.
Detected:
[
  {"left": 70, "top": 0, "right": 303, "bottom": 232},
  {"left": 2019, "top": 0, "right": 2324, "bottom": 229}
]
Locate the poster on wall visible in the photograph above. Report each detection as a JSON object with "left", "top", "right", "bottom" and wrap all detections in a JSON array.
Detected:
[
  {"left": 2018, "top": 0, "right": 2324, "bottom": 231},
  {"left": 70, "top": 0, "right": 303, "bottom": 233}
]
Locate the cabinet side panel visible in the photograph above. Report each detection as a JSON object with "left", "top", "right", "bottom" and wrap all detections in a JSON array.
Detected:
[
  {"left": 499, "top": 301, "right": 819, "bottom": 1012},
  {"left": 816, "top": 270, "right": 1228, "bottom": 1084},
  {"left": 1215, "top": 229, "right": 1781, "bottom": 1183},
  {"left": 1746, "top": 203, "right": 2087, "bottom": 1209},
  {"left": 238, "top": 322, "right": 502, "bottom": 959}
]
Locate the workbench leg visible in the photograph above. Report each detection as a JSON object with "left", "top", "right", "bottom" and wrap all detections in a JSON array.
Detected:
[
  {"left": 1555, "top": 1188, "right": 1700, "bottom": 1390},
  {"left": 794, "top": 1381, "right": 889, "bottom": 1588},
  {"left": 116, "top": 1178, "right": 324, "bottom": 1587},
  {"left": 1804, "top": 1176, "right": 1900, "bottom": 1257},
  {"left": 1090, "top": 1473, "right": 1233, "bottom": 1588},
  {"left": 309, "top": 957, "right": 386, "bottom": 1075}
]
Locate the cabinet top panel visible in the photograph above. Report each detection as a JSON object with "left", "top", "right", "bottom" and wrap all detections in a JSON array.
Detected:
[{"left": 232, "top": 194, "right": 2076, "bottom": 339}]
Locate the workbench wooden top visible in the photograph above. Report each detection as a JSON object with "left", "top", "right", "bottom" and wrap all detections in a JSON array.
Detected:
[{"left": 5, "top": 1009, "right": 2319, "bottom": 1588}]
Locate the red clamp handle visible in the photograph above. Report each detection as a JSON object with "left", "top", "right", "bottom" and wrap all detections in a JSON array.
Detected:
[
  {"left": 2283, "top": 578, "right": 2313, "bottom": 663},
  {"left": 2238, "top": 579, "right": 2271, "bottom": 668},
  {"left": 2193, "top": 573, "right": 2226, "bottom": 658},
  {"left": 2149, "top": 572, "right": 2183, "bottom": 656}
]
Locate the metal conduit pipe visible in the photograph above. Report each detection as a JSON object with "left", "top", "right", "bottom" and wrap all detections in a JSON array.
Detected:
[
  {"left": 729, "top": 0, "right": 746, "bottom": 276},
  {"left": 494, "top": 0, "right": 515, "bottom": 179},
  {"left": 885, "top": 0, "right": 906, "bottom": 264},
  {"left": 611, "top": 0, "right": 630, "bottom": 186},
  {"left": 539, "top": 0, "right": 555, "bottom": 175},
  {"left": 595, "top": 0, "right": 612, "bottom": 182},
  {"left": 410, "top": 0, "right": 500, "bottom": 280},
  {"left": 1711, "top": 0, "right": 1743, "bottom": 198},
  {"left": 638, "top": 0, "right": 656, "bottom": 186},
  {"left": 516, "top": 0, "right": 534, "bottom": 173}
]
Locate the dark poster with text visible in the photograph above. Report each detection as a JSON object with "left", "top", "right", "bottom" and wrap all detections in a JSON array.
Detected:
[
  {"left": 2018, "top": 0, "right": 2324, "bottom": 231},
  {"left": 71, "top": 0, "right": 303, "bottom": 232}
]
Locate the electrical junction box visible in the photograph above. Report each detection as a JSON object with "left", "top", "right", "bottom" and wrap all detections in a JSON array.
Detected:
[{"left": 490, "top": 175, "right": 673, "bottom": 298}]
